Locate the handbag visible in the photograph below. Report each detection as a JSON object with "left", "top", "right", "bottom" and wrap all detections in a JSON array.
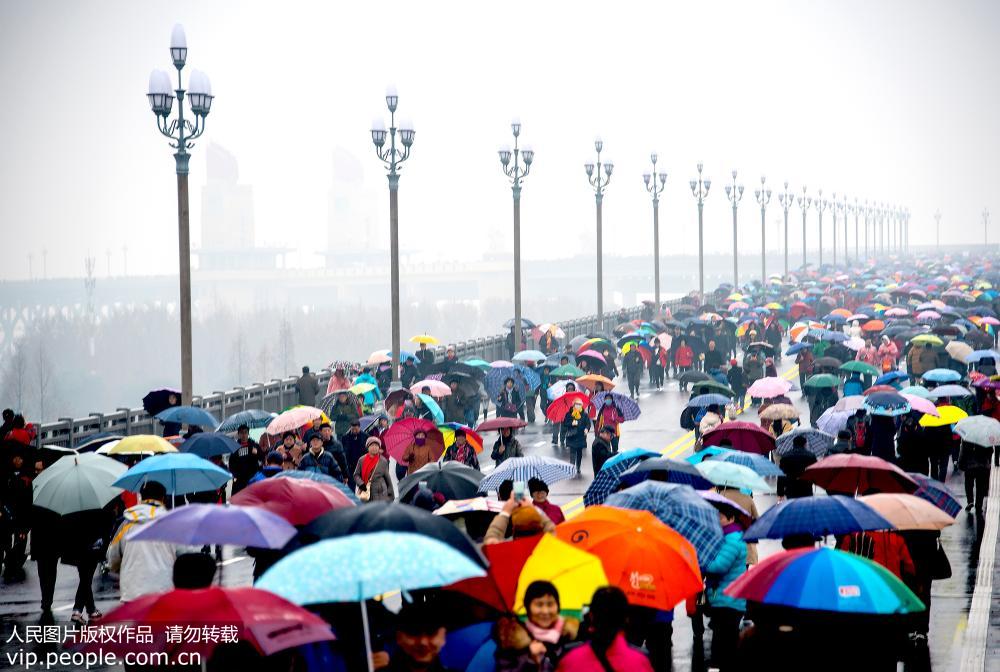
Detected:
[{"left": 356, "top": 483, "right": 371, "bottom": 502}]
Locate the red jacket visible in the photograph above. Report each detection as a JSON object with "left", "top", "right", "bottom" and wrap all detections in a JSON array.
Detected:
[
  {"left": 675, "top": 346, "right": 694, "bottom": 367},
  {"left": 557, "top": 633, "right": 654, "bottom": 672}
]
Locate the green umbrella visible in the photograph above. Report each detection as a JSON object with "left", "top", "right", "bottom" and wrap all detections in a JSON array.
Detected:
[
  {"left": 690, "top": 380, "right": 736, "bottom": 397},
  {"left": 804, "top": 373, "right": 841, "bottom": 389},
  {"left": 550, "top": 364, "right": 586, "bottom": 378},
  {"left": 32, "top": 453, "right": 127, "bottom": 515},
  {"left": 839, "top": 361, "right": 880, "bottom": 377},
  {"left": 462, "top": 358, "right": 492, "bottom": 372}
]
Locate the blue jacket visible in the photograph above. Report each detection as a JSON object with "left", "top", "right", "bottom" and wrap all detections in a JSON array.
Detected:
[
  {"left": 355, "top": 373, "right": 382, "bottom": 406},
  {"left": 704, "top": 530, "right": 747, "bottom": 611},
  {"left": 844, "top": 375, "right": 864, "bottom": 397}
]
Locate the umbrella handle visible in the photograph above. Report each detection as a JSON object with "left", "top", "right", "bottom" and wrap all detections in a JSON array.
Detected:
[{"left": 361, "top": 600, "right": 374, "bottom": 672}]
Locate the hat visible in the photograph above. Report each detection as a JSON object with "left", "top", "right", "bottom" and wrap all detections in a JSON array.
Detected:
[
  {"left": 453, "top": 429, "right": 466, "bottom": 438},
  {"left": 511, "top": 506, "right": 546, "bottom": 536},
  {"left": 730, "top": 358, "right": 738, "bottom": 366},
  {"left": 366, "top": 436, "right": 382, "bottom": 448},
  {"left": 598, "top": 425, "right": 614, "bottom": 436},
  {"left": 350, "top": 419, "right": 361, "bottom": 427}
]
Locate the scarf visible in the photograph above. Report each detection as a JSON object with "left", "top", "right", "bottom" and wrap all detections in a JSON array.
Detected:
[
  {"left": 361, "top": 453, "right": 380, "bottom": 484},
  {"left": 525, "top": 616, "right": 565, "bottom": 645},
  {"left": 570, "top": 407, "right": 583, "bottom": 420},
  {"left": 452, "top": 444, "right": 471, "bottom": 464}
]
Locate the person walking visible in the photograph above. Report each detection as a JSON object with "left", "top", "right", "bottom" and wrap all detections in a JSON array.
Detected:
[
  {"left": 958, "top": 439, "right": 992, "bottom": 516},
  {"left": 298, "top": 434, "right": 344, "bottom": 480},
  {"left": 623, "top": 348, "right": 644, "bottom": 400},
  {"left": 492, "top": 427, "right": 524, "bottom": 466},
  {"left": 296, "top": 366, "right": 320, "bottom": 407},
  {"left": 795, "top": 347, "right": 815, "bottom": 389},
  {"left": 498, "top": 378, "right": 523, "bottom": 419},
  {"left": 353, "top": 437, "right": 394, "bottom": 503},
  {"left": 562, "top": 400, "right": 592, "bottom": 477},
  {"left": 442, "top": 429, "right": 481, "bottom": 470},
  {"left": 703, "top": 505, "right": 748, "bottom": 672},
  {"left": 777, "top": 434, "right": 817, "bottom": 499},
  {"left": 401, "top": 430, "right": 435, "bottom": 475},
  {"left": 675, "top": 339, "right": 695, "bottom": 391},
  {"left": 591, "top": 426, "right": 616, "bottom": 475}
]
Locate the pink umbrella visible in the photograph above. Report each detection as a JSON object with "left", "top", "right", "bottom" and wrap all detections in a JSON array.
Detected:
[
  {"left": 410, "top": 379, "right": 452, "bottom": 397},
  {"left": 382, "top": 418, "right": 444, "bottom": 463},
  {"left": 578, "top": 349, "right": 607, "bottom": 363},
  {"left": 983, "top": 317, "right": 1000, "bottom": 326},
  {"left": 916, "top": 310, "right": 941, "bottom": 321},
  {"left": 902, "top": 393, "right": 939, "bottom": 417},
  {"left": 266, "top": 406, "right": 324, "bottom": 435},
  {"left": 885, "top": 307, "right": 909, "bottom": 317},
  {"left": 491, "top": 360, "right": 513, "bottom": 367},
  {"left": 747, "top": 377, "right": 792, "bottom": 399},
  {"left": 729, "top": 301, "right": 750, "bottom": 311}
]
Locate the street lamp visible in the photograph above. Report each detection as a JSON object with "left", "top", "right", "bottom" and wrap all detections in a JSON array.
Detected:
[
  {"left": 984, "top": 209, "right": 991, "bottom": 247},
  {"left": 689, "top": 163, "right": 711, "bottom": 298},
  {"left": 777, "top": 181, "right": 794, "bottom": 277},
  {"left": 499, "top": 118, "right": 533, "bottom": 352},
  {"left": 816, "top": 189, "right": 828, "bottom": 267},
  {"left": 146, "top": 24, "right": 214, "bottom": 406},
  {"left": 853, "top": 197, "right": 860, "bottom": 263},
  {"left": 586, "top": 138, "right": 613, "bottom": 330},
  {"left": 830, "top": 192, "right": 838, "bottom": 267},
  {"left": 934, "top": 209, "right": 941, "bottom": 248},
  {"left": 754, "top": 176, "right": 772, "bottom": 283},
  {"left": 840, "top": 195, "right": 849, "bottom": 264},
  {"left": 370, "top": 85, "right": 415, "bottom": 390},
  {"left": 796, "top": 187, "right": 812, "bottom": 269},
  {"left": 724, "top": 170, "right": 744, "bottom": 286},
  {"left": 863, "top": 201, "right": 871, "bottom": 259},
  {"left": 643, "top": 153, "right": 667, "bottom": 306}
]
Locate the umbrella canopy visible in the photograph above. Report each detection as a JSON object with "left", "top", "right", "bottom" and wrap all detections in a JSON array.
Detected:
[
  {"left": 258, "top": 531, "right": 485, "bottom": 604},
  {"left": 217, "top": 409, "right": 275, "bottom": 433},
  {"left": 545, "top": 391, "right": 594, "bottom": 422},
  {"left": 410, "top": 334, "right": 440, "bottom": 345},
  {"left": 382, "top": 418, "right": 444, "bottom": 464},
  {"left": 272, "top": 470, "right": 362, "bottom": 503},
  {"left": 814, "top": 356, "right": 844, "bottom": 370},
  {"left": 747, "top": 377, "right": 793, "bottom": 399},
  {"left": 834, "top": 395, "right": 865, "bottom": 412},
  {"left": 907, "top": 473, "right": 962, "bottom": 517},
  {"left": 873, "top": 371, "right": 909, "bottom": 387},
  {"left": 688, "top": 393, "right": 734, "bottom": 409},
  {"left": 742, "top": 495, "right": 893, "bottom": 542},
  {"left": 701, "top": 421, "right": 777, "bottom": 455},
  {"left": 397, "top": 461, "right": 485, "bottom": 503},
  {"left": 694, "top": 461, "right": 775, "bottom": 493},
  {"left": 816, "top": 407, "right": 853, "bottom": 435},
  {"left": 556, "top": 506, "right": 703, "bottom": 611},
  {"left": 266, "top": 406, "right": 326, "bottom": 435},
  {"left": 863, "top": 391, "right": 911, "bottom": 417},
  {"left": 724, "top": 547, "right": 925, "bottom": 614},
  {"left": 142, "top": 388, "right": 181, "bottom": 416},
  {"left": 858, "top": 494, "right": 955, "bottom": 531},
  {"left": 840, "top": 361, "right": 881, "bottom": 377},
  {"left": 513, "top": 350, "right": 547, "bottom": 365},
  {"left": 504, "top": 317, "right": 537, "bottom": 329},
  {"left": 775, "top": 428, "right": 836, "bottom": 458},
  {"left": 709, "top": 451, "right": 784, "bottom": 477},
  {"left": 619, "top": 457, "right": 715, "bottom": 490},
  {"left": 678, "top": 370, "right": 713, "bottom": 384},
  {"left": 231, "top": 477, "right": 355, "bottom": 526},
  {"left": 918, "top": 405, "right": 968, "bottom": 427},
  {"left": 576, "top": 374, "right": 616, "bottom": 392},
  {"left": 129, "top": 503, "right": 296, "bottom": 549},
  {"left": 32, "top": 453, "right": 126, "bottom": 515},
  {"left": 479, "top": 456, "right": 577, "bottom": 492},
  {"left": 105, "top": 434, "right": 178, "bottom": 455},
  {"left": 113, "top": 453, "right": 232, "bottom": 495},
  {"left": 922, "top": 368, "right": 962, "bottom": 383},
  {"left": 91, "top": 587, "right": 335, "bottom": 659},
  {"left": 485, "top": 365, "right": 540, "bottom": 397},
  {"left": 592, "top": 391, "right": 641, "bottom": 421},
  {"left": 155, "top": 405, "right": 219, "bottom": 429},
  {"left": 955, "top": 415, "right": 1000, "bottom": 446},
  {"left": 606, "top": 481, "right": 725, "bottom": 563},
  {"left": 549, "top": 364, "right": 586, "bottom": 378},
  {"left": 178, "top": 432, "right": 240, "bottom": 459},
  {"left": 946, "top": 340, "right": 975, "bottom": 363},
  {"left": 411, "top": 379, "right": 451, "bottom": 397},
  {"left": 759, "top": 403, "right": 799, "bottom": 421},
  {"left": 415, "top": 394, "right": 446, "bottom": 424},
  {"left": 803, "top": 373, "right": 840, "bottom": 389},
  {"left": 899, "top": 384, "right": 933, "bottom": 399},
  {"left": 802, "top": 454, "right": 918, "bottom": 494},
  {"left": 689, "top": 380, "right": 736, "bottom": 397},
  {"left": 475, "top": 416, "right": 528, "bottom": 432},
  {"left": 928, "top": 384, "right": 973, "bottom": 399},
  {"left": 583, "top": 449, "right": 661, "bottom": 506}
]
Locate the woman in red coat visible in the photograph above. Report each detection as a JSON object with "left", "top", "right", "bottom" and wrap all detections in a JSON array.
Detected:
[{"left": 675, "top": 339, "right": 695, "bottom": 391}]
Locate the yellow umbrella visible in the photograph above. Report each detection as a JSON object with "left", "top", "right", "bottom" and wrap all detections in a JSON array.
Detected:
[
  {"left": 349, "top": 382, "right": 377, "bottom": 396},
  {"left": 105, "top": 434, "right": 177, "bottom": 455},
  {"left": 910, "top": 334, "right": 944, "bottom": 347},
  {"left": 409, "top": 334, "right": 440, "bottom": 345},
  {"left": 513, "top": 534, "right": 608, "bottom": 613},
  {"left": 918, "top": 405, "right": 968, "bottom": 427}
]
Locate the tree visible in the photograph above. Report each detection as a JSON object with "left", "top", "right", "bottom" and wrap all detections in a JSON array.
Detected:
[
  {"left": 1, "top": 339, "right": 30, "bottom": 412},
  {"left": 34, "top": 332, "right": 54, "bottom": 421}
]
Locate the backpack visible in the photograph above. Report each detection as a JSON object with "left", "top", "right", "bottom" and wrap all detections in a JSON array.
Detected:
[{"left": 853, "top": 417, "right": 869, "bottom": 450}]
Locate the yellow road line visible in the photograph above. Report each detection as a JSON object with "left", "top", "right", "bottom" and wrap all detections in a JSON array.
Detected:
[{"left": 561, "top": 364, "right": 800, "bottom": 519}]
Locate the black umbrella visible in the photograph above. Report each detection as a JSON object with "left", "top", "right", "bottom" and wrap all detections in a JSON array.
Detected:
[
  {"left": 448, "top": 362, "right": 486, "bottom": 380},
  {"left": 142, "top": 388, "right": 180, "bottom": 416},
  {"left": 504, "top": 317, "right": 537, "bottom": 329},
  {"left": 299, "top": 502, "right": 487, "bottom": 568},
  {"left": 619, "top": 457, "right": 714, "bottom": 490},
  {"left": 397, "top": 462, "right": 484, "bottom": 503},
  {"left": 679, "top": 370, "right": 712, "bottom": 384},
  {"left": 814, "top": 356, "right": 843, "bottom": 369},
  {"left": 444, "top": 371, "right": 481, "bottom": 398}
]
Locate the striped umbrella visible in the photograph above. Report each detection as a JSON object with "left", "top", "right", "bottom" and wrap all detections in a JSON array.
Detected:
[
  {"left": 217, "top": 409, "right": 276, "bottom": 433},
  {"left": 687, "top": 394, "right": 732, "bottom": 409},
  {"left": 742, "top": 495, "right": 892, "bottom": 542},
  {"left": 708, "top": 451, "right": 784, "bottom": 478},
  {"left": 485, "top": 365, "right": 541, "bottom": 397},
  {"left": 591, "top": 392, "right": 641, "bottom": 421},
  {"left": 816, "top": 407, "right": 853, "bottom": 435},
  {"left": 478, "top": 456, "right": 577, "bottom": 492},
  {"left": 583, "top": 449, "right": 660, "bottom": 506},
  {"left": 619, "top": 458, "right": 714, "bottom": 490},
  {"left": 906, "top": 473, "right": 962, "bottom": 517},
  {"left": 775, "top": 428, "right": 836, "bottom": 458}
]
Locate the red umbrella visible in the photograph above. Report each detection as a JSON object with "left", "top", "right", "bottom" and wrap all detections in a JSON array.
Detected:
[
  {"left": 863, "top": 385, "right": 898, "bottom": 396},
  {"left": 231, "top": 478, "right": 354, "bottom": 526},
  {"left": 383, "top": 417, "right": 444, "bottom": 463},
  {"left": 801, "top": 454, "right": 918, "bottom": 495},
  {"left": 384, "top": 389, "right": 413, "bottom": 417},
  {"left": 476, "top": 417, "right": 528, "bottom": 432},
  {"left": 85, "top": 587, "right": 334, "bottom": 660},
  {"left": 701, "top": 421, "right": 777, "bottom": 455},
  {"left": 545, "top": 391, "right": 594, "bottom": 422}
]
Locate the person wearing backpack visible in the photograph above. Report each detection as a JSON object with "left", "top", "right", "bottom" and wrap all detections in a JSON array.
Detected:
[{"left": 846, "top": 410, "right": 870, "bottom": 455}]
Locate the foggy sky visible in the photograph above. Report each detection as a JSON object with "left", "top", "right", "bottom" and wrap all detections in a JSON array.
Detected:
[{"left": 1, "top": 0, "right": 998, "bottom": 281}]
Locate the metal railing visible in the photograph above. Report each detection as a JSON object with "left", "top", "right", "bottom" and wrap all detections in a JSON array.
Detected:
[{"left": 36, "top": 303, "right": 677, "bottom": 448}]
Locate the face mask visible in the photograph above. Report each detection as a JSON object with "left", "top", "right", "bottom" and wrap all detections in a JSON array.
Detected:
[
  {"left": 415, "top": 436, "right": 426, "bottom": 446},
  {"left": 604, "top": 398, "right": 613, "bottom": 406}
]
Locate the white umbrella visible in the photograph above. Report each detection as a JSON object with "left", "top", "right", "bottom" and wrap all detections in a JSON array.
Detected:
[
  {"left": 955, "top": 415, "right": 1000, "bottom": 447},
  {"left": 32, "top": 453, "right": 127, "bottom": 515}
]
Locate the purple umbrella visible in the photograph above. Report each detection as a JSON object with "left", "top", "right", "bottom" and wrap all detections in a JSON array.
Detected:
[
  {"left": 591, "top": 391, "right": 642, "bottom": 421},
  {"left": 128, "top": 503, "right": 296, "bottom": 549}
]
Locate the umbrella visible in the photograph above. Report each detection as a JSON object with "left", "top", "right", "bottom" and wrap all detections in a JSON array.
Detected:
[
  {"left": 694, "top": 461, "right": 775, "bottom": 493},
  {"left": 955, "top": 415, "right": 1000, "bottom": 446},
  {"left": 816, "top": 407, "right": 853, "bottom": 435},
  {"left": 155, "top": 405, "right": 219, "bottom": 429},
  {"left": 928, "top": 384, "right": 973, "bottom": 399},
  {"left": 910, "top": 334, "right": 944, "bottom": 346},
  {"left": 775, "top": 428, "right": 836, "bottom": 458},
  {"left": 858, "top": 494, "right": 955, "bottom": 531},
  {"left": 90, "top": 587, "right": 335, "bottom": 660},
  {"left": 178, "top": 432, "right": 240, "bottom": 459},
  {"left": 475, "top": 416, "right": 528, "bottom": 432},
  {"left": 382, "top": 418, "right": 444, "bottom": 464},
  {"left": 439, "top": 423, "right": 484, "bottom": 454},
  {"left": 549, "top": 364, "right": 586, "bottom": 378},
  {"left": 863, "top": 391, "right": 911, "bottom": 417},
  {"left": 113, "top": 453, "right": 232, "bottom": 495},
  {"left": 485, "top": 365, "right": 540, "bottom": 397},
  {"left": 576, "top": 350, "right": 608, "bottom": 370},
  {"left": 901, "top": 394, "right": 939, "bottom": 417},
  {"left": 802, "top": 454, "right": 918, "bottom": 494},
  {"left": 688, "top": 393, "right": 734, "bottom": 409},
  {"left": 899, "top": 385, "right": 932, "bottom": 399},
  {"left": 606, "top": 481, "right": 725, "bottom": 562},
  {"left": 803, "top": 373, "right": 840, "bottom": 389},
  {"left": 513, "top": 350, "right": 547, "bottom": 365},
  {"left": 272, "top": 469, "right": 362, "bottom": 504},
  {"left": 397, "top": 461, "right": 485, "bottom": 503},
  {"left": 74, "top": 432, "right": 123, "bottom": 453},
  {"left": 620, "top": 457, "right": 715, "bottom": 490},
  {"left": 863, "top": 385, "right": 900, "bottom": 396},
  {"left": 678, "top": 370, "right": 712, "bottom": 384},
  {"left": 785, "top": 342, "right": 813, "bottom": 356},
  {"left": 701, "top": 421, "right": 777, "bottom": 455},
  {"left": 840, "top": 361, "right": 881, "bottom": 377},
  {"left": 410, "top": 334, "right": 440, "bottom": 345},
  {"left": 216, "top": 409, "right": 275, "bottom": 433},
  {"left": 907, "top": 473, "right": 962, "bottom": 517},
  {"left": 555, "top": 506, "right": 703, "bottom": 611},
  {"left": 759, "top": 403, "right": 799, "bottom": 421},
  {"left": 266, "top": 406, "right": 326, "bottom": 435},
  {"left": 411, "top": 379, "right": 451, "bottom": 396},
  {"left": 742, "top": 495, "right": 893, "bottom": 542},
  {"left": 504, "top": 317, "right": 537, "bottom": 329},
  {"left": 105, "top": 434, "right": 178, "bottom": 455},
  {"left": 544, "top": 391, "right": 593, "bottom": 422},
  {"left": 689, "top": 380, "right": 736, "bottom": 397},
  {"left": 724, "top": 547, "right": 925, "bottom": 614},
  {"left": 31, "top": 453, "right": 126, "bottom": 515},
  {"left": 918, "top": 405, "right": 968, "bottom": 427},
  {"left": 946, "top": 340, "right": 975, "bottom": 363},
  {"left": 583, "top": 449, "right": 661, "bottom": 506},
  {"left": 747, "top": 377, "right": 793, "bottom": 399},
  {"left": 231, "top": 477, "right": 355, "bottom": 525},
  {"left": 709, "top": 451, "right": 784, "bottom": 477},
  {"left": 129, "top": 503, "right": 296, "bottom": 549},
  {"left": 592, "top": 391, "right": 641, "bottom": 421},
  {"left": 873, "top": 371, "right": 909, "bottom": 387},
  {"left": 814, "top": 356, "right": 844, "bottom": 370},
  {"left": 142, "top": 388, "right": 182, "bottom": 417},
  {"left": 922, "top": 368, "right": 962, "bottom": 383},
  {"left": 862, "top": 320, "right": 886, "bottom": 332},
  {"left": 478, "top": 456, "right": 577, "bottom": 492},
  {"left": 416, "top": 394, "right": 446, "bottom": 424}
]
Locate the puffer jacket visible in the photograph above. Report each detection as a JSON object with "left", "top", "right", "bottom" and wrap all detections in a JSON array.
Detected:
[
  {"left": 704, "top": 529, "right": 747, "bottom": 612},
  {"left": 496, "top": 615, "right": 580, "bottom": 672},
  {"left": 107, "top": 501, "right": 187, "bottom": 602}
]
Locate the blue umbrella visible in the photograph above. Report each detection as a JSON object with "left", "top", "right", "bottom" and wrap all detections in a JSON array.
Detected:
[
  {"left": 819, "top": 331, "right": 848, "bottom": 343},
  {"left": 584, "top": 449, "right": 661, "bottom": 506},
  {"left": 272, "top": 470, "right": 362, "bottom": 504},
  {"left": 743, "top": 495, "right": 893, "bottom": 542},
  {"left": 816, "top": 407, "right": 853, "bottom": 435},
  {"left": 965, "top": 349, "right": 1000, "bottom": 363},
  {"left": 685, "top": 447, "right": 734, "bottom": 464},
  {"left": 709, "top": 451, "right": 784, "bottom": 477},
  {"left": 606, "top": 481, "right": 724, "bottom": 563},
  {"left": 775, "top": 428, "right": 836, "bottom": 457},
  {"left": 129, "top": 503, "right": 296, "bottom": 549},
  {"left": 156, "top": 405, "right": 220, "bottom": 429},
  {"left": 113, "top": 453, "right": 231, "bottom": 495},
  {"left": 619, "top": 458, "right": 715, "bottom": 490},
  {"left": 179, "top": 432, "right": 240, "bottom": 459},
  {"left": 439, "top": 622, "right": 496, "bottom": 672},
  {"left": 479, "top": 456, "right": 577, "bottom": 492},
  {"left": 416, "top": 394, "right": 445, "bottom": 424},
  {"left": 687, "top": 393, "right": 732, "bottom": 409},
  {"left": 602, "top": 448, "right": 660, "bottom": 470},
  {"left": 863, "top": 391, "right": 911, "bottom": 417},
  {"left": 257, "top": 531, "right": 486, "bottom": 604},
  {"left": 592, "top": 391, "right": 641, "bottom": 421},
  {"left": 784, "top": 342, "right": 813, "bottom": 356},
  {"left": 484, "top": 365, "right": 541, "bottom": 398},
  {"left": 217, "top": 409, "right": 275, "bottom": 433},
  {"left": 873, "top": 371, "right": 908, "bottom": 387},
  {"left": 922, "top": 368, "right": 962, "bottom": 383},
  {"left": 907, "top": 472, "right": 962, "bottom": 517},
  {"left": 695, "top": 461, "right": 775, "bottom": 493}
]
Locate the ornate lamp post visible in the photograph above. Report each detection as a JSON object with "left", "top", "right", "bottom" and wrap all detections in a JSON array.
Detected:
[
  {"left": 853, "top": 197, "right": 861, "bottom": 263},
  {"left": 755, "top": 176, "right": 772, "bottom": 282},
  {"left": 498, "top": 119, "right": 534, "bottom": 352},
  {"left": 796, "top": 187, "right": 812, "bottom": 269},
  {"left": 370, "top": 86, "right": 415, "bottom": 390},
  {"left": 984, "top": 209, "right": 991, "bottom": 247},
  {"left": 863, "top": 201, "right": 871, "bottom": 259},
  {"left": 724, "top": 170, "right": 744, "bottom": 286},
  {"left": 934, "top": 209, "right": 941, "bottom": 248},
  {"left": 689, "top": 164, "right": 711, "bottom": 298},
  {"left": 146, "top": 24, "right": 214, "bottom": 405},
  {"left": 816, "top": 189, "right": 828, "bottom": 267},
  {"left": 643, "top": 154, "right": 668, "bottom": 306},
  {"left": 840, "top": 195, "right": 850, "bottom": 264},
  {"left": 830, "top": 192, "right": 839, "bottom": 266},
  {"left": 585, "top": 139, "right": 613, "bottom": 330},
  {"left": 777, "top": 181, "right": 794, "bottom": 277}
]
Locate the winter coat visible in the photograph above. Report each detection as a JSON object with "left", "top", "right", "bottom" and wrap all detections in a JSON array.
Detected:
[
  {"left": 795, "top": 350, "right": 815, "bottom": 375},
  {"left": 959, "top": 442, "right": 993, "bottom": 471},
  {"left": 555, "top": 634, "right": 654, "bottom": 672},
  {"left": 704, "top": 349, "right": 725, "bottom": 372},
  {"left": 492, "top": 436, "right": 524, "bottom": 464},
  {"left": 354, "top": 373, "right": 382, "bottom": 406},
  {"left": 443, "top": 443, "right": 481, "bottom": 470},
  {"left": 296, "top": 372, "right": 320, "bottom": 407},
  {"left": 353, "top": 455, "right": 394, "bottom": 502},
  {"left": 496, "top": 615, "right": 580, "bottom": 672},
  {"left": 443, "top": 394, "right": 466, "bottom": 423},
  {"left": 591, "top": 437, "right": 614, "bottom": 474},
  {"left": 623, "top": 351, "right": 644, "bottom": 383},
  {"left": 498, "top": 389, "right": 524, "bottom": 418},
  {"left": 704, "top": 529, "right": 748, "bottom": 612},
  {"left": 298, "top": 449, "right": 344, "bottom": 480},
  {"left": 777, "top": 449, "right": 817, "bottom": 498},
  {"left": 415, "top": 348, "right": 435, "bottom": 366},
  {"left": 856, "top": 346, "right": 878, "bottom": 366},
  {"left": 838, "top": 531, "right": 915, "bottom": 580},
  {"left": 866, "top": 416, "right": 898, "bottom": 463},
  {"left": 562, "top": 412, "right": 591, "bottom": 449},
  {"left": 674, "top": 346, "right": 695, "bottom": 368},
  {"left": 108, "top": 501, "right": 187, "bottom": 602},
  {"left": 402, "top": 442, "right": 434, "bottom": 475},
  {"left": 341, "top": 431, "right": 368, "bottom": 475},
  {"left": 229, "top": 441, "right": 262, "bottom": 485},
  {"left": 331, "top": 400, "right": 360, "bottom": 437},
  {"left": 699, "top": 411, "right": 722, "bottom": 436}
]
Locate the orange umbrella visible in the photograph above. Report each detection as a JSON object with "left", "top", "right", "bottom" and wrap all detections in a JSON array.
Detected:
[
  {"left": 830, "top": 308, "right": 852, "bottom": 318},
  {"left": 862, "top": 320, "right": 886, "bottom": 332},
  {"left": 575, "top": 374, "right": 615, "bottom": 392},
  {"left": 555, "top": 505, "right": 702, "bottom": 611},
  {"left": 858, "top": 493, "right": 955, "bottom": 530}
]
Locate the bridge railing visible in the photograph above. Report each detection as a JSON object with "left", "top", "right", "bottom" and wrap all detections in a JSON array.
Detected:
[{"left": 36, "top": 303, "right": 679, "bottom": 448}]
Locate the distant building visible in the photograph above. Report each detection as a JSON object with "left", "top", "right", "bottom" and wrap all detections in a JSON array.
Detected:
[{"left": 324, "top": 147, "right": 384, "bottom": 267}]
